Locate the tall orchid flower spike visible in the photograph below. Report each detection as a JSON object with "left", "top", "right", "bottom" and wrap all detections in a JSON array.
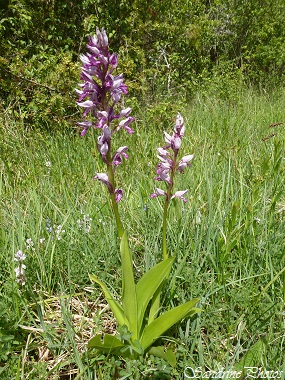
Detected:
[
  {"left": 151, "top": 113, "right": 194, "bottom": 259},
  {"left": 77, "top": 28, "right": 134, "bottom": 237}
]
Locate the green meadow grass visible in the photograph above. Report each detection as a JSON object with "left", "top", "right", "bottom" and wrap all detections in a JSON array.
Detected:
[{"left": 1, "top": 87, "right": 285, "bottom": 379}]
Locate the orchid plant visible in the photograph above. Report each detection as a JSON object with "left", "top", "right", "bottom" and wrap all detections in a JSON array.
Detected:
[{"left": 76, "top": 28, "right": 200, "bottom": 366}]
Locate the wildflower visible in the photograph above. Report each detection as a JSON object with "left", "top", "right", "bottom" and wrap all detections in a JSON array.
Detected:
[
  {"left": 151, "top": 113, "right": 193, "bottom": 202},
  {"left": 115, "top": 188, "right": 123, "bottom": 203},
  {"left": 150, "top": 188, "right": 167, "bottom": 199},
  {"left": 76, "top": 28, "right": 135, "bottom": 205},
  {"left": 39, "top": 238, "right": 45, "bottom": 244},
  {"left": 55, "top": 225, "right": 65, "bottom": 240},
  {"left": 26, "top": 238, "right": 34, "bottom": 249},
  {"left": 14, "top": 250, "right": 26, "bottom": 286},
  {"left": 14, "top": 265, "right": 26, "bottom": 286},
  {"left": 76, "top": 28, "right": 134, "bottom": 138},
  {"left": 45, "top": 161, "right": 51, "bottom": 167},
  {"left": 94, "top": 173, "right": 124, "bottom": 203},
  {"left": 93, "top": 173, "right": 113, "bottom": 193},
  {"left": 170, "top": 190, "right": 188, "bottom": 202},
  {"left": 151, "top": 113, "right": 194, "bottom": 260},
  {"left": 14, "top": 250, "right": 26, "bottom": 262},
  {"left": 112, "top": 146, "right": 129, "bottom": 168}
]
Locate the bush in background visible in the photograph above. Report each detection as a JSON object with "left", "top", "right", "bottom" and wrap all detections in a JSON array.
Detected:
[{"left": 1, "top": 0, "right": 285, "bottom": 131}]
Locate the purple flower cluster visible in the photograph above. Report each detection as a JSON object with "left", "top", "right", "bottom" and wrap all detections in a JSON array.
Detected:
[
  {"left": 151, "top": 113, "right": 194, "bottom": 202},
  {"left": 76, "top": 28, "right": 134, "bottom": 202}
]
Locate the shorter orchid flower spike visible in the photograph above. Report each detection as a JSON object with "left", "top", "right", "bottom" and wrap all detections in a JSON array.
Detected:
[{"left": 151, "top": 113, "right": 194, "bottom": 204}]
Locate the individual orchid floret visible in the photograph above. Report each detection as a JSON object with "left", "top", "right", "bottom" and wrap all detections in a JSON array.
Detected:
[
  {"left": 94, "top": 173, "right": 124, "bottom": 202},
  {"left": 171, "top": 190, "right": 188, "bottom": 202},
  {"left": 115, "top": 188, "right": 123, "bottom": 203},
  {"left": 155, "top": 170, "right": 171, "bottom": 184},
  {"left": 94, "top": 173, "right": 113, "bottom": 193},
  {"left": 177, "top": 154, "right": 194, "bottom": 173},
  {"left": 117, "top": 117, "right": 135, "bottom": 134},
  {"left": 164, "top": 130, "right": 181, "bottom": 150},
  {"left": 150, "top": 188, "right": 167, "bottom": 199},
  {"left": 157, "top": 147, "right": 169, "bottom": 158},
  {"left": 174, "top": 113, "right": 185, "bottom": 137},
  {"left": 97, "top": 125, "right": 111, "bottom": 162},
  {"left": 113, "top": 146, "right": 129, "bottom": 168},
  {"left": 119, "top": 107, "right": 132, "bottom": 118},
  {"left": 78, "top": 120, "right": 94, "bottom": 136}
]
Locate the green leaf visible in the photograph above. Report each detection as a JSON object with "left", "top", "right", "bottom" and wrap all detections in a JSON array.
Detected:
[
  {"left": 88, "top": 333, "right": 124, "bottom": 354},
  {"left": 232, "top": 338, "right": 266, "bottom": 378},
  {"left": 148, "top": 285, "right": 162, "bottom": 325},
  {"left": 148, "top": 346, "right": 177, "bottom": 367},
  {"left": 89, "top": 274, "right": 125, "bottom": 327},
  {"left": 120, "top": 231, "right": 138, "bottom": 339},
  {"left": 136, "top": 257, "right": 175, "bottom": 332},
  {"left": 141, "top": 298, "right": 200, "bottom": 350}
]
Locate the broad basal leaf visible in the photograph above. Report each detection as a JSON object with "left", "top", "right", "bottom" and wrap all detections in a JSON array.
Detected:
[
  {"left": 136, "top": 257, "right": 175, "bottom": 333},
  {"left": 120, "top": 231, "right": 138, "bottom": 339},
  {"left": 88, "top": 333, "right": 124, "bottom": 354},
  {"left": 89, "top": 274, "right": 125, "bottom": 327},
  {"left": 141, "top": 298, "right": 200, "bottom": 350}
]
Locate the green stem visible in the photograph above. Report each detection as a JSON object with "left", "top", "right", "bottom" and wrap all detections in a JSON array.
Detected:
[
  {"left": 162, "top": 150, "right": 178, "bottom": 260},
  {"left": 106, "top": 153, "right": 124, "bottom": 238},
  {"left": 162, "top": 200, "right": 169, "bottom": 260}
]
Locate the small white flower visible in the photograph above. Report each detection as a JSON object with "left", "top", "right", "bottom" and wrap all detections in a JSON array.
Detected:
[
  {"left": 39, "top": 238, "right": 45, "bottom": 244},
  {"left": 45, "top": 161, "right": 52, "bottom": 167},
  {"left": 14, "top": 250, "right": 26, "bottom": 262},
  {"left": 26, "top": 238, "right": 34, "bottom": 249},
  {"left": 55, "top": 225, "right": 65, "bottom": 240},
  {"left": 14, "top": 264, "right": 27, "bottom": 286},
  {"left": 14, "top": 264, "right": 26, "bottom": 277}
]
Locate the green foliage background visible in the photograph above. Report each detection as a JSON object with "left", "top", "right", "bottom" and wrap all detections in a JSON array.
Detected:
[{"left": 1, "top": 0, "right": 285, "bottom": 131}]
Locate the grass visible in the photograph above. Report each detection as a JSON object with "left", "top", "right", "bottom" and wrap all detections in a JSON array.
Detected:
[{"left": 1, "top": 86, "right": 285, "bottom": 379}]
